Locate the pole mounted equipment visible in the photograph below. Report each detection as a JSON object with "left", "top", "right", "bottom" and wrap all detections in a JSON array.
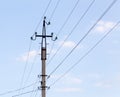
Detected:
[{"left": 31, "top": 16, "right": 57, "bottom": 97}]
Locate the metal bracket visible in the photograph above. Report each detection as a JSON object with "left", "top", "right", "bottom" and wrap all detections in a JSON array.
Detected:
[
  {"left": 44, "top": 16, "right": 50, "bottom": 25},
  {"left": 31, "top": 32, "right": 37, "bottom": 40},
  {"left": 51, "top": 33, "right": 57, "bottom": 41},
  {"left": 38, "top": 86, "right": 50, "bottom": 90}
]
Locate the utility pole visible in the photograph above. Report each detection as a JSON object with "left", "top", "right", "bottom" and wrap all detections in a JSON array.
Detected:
[{"left": 31, "top": 16, "right": 57, "bottom": 97}]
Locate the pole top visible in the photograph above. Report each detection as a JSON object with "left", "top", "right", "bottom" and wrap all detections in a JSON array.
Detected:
[{"left": 44, "top": 16, "right": 46, "bottom": 20}]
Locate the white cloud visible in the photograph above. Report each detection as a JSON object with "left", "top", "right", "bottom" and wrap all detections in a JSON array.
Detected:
[
  {"left": 112, "top": 40, "right": 120, "bottom": 45},
  {"left": 16, "top": 50, "right": 38, "bottom": 62},
  {"left": 66, "top": 74, "right": 82, "bottom": 84},
  {"left": 50, "top": 74, "right": 62, "bottom": 79},
  {"left": 70, "top": 77, "right": 83, "bottom": 84},
  {"left": 114, "top": 73, "right": 120, "bottom": 85},
  {"left": 51, "top": 74, "right": 82, "bottom": 85},
  {"left": 94, "top": 81, "right": 112, "bottom": 88},
  {"left": 87, "top": 73, "right": 101, "bottom": 79},
  {"left": 107, "top": 50, "right": 120, "bottom": 55},
  {"left": 50, "top": 74, "right": 83, "bottom": 93},
  {"left": 56, "top": 87, "right": 83, "bottom": 93},
  {"left": 47, "top": 48, "right": 57, "bottom": 55},
  {"left": 59, "top": 41, "right": 76, "bottom": 48},
  {"left": 94, "top": 21, "right": 115, "bottom": 33},
  {"left": 116, "top": 73, "right": 120, "bottom": 81},
  {"left": 93, "top": 72, "right": 120, "bottom": 89}
]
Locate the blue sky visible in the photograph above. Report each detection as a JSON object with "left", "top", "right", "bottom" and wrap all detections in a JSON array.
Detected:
[{"left": 0, "top": 0, "right": 120, "bottom": 97}]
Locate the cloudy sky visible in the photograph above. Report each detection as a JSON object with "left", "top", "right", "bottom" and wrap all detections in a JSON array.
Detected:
[{"left": 0, "top": 0, "right": 120, "bottom": 97}]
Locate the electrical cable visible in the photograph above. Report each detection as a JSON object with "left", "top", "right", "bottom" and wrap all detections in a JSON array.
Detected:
[
  {"left": 47, "top": 0, "right": 95, "bottom": 66},
  {"left": 49, "top": 21, "right": 120, "bottom": 87},
  {"left": 19, "top": 0, "right": 53, "bottom": 94},
  {"left": 35, "top": 0, "right": 60, "bottom": 61},
  {"left": 24, "top": 55, "right": 38, "bottom": 83},
  {"left": 29, "top": 89, "right": 38, "bottom": 97},
  {"left": 24, "top": 45, "right": 40, "bottom": 85},
  {"left": 33, "top": 90, "right": 38, "bottom": 97},
  {"left": 0, "top": 81, "right": 38, "bottom": 96},
  {"left": 47, "top": 0, "right": 81, "bottom": 62},
  {"left": 29, "top": 77, "right": 40, "bottom": 97},
  {"left": 18, "top": 40, "right": 32, "bottom": 94},
  {"left": 56, "top": 0, "right": 81, "bottom": 36},
  {"left": 12, "top": 89, "right": 38, "bottom": 97},
  {"left": 34, "top": 0, "right": 52, "bottom": 32},
  {"left": 48, "top": 0, "right": 117, "bottom": 78},
  {"left": 49, "top": 0, "right": 61, "bottom": 21}
]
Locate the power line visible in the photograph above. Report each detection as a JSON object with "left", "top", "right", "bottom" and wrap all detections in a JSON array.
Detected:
[
  {"left": 46, "top": 0, "right": 61, "bottom": 60},
  {"left": 48, "top": 0, "right": 117, "bottom": 78},
  {"left": 18, "top": 40, "right": 32, "bottom": 94},
  {"left": 34, "top": 0, "right": 52, "bottom": 32},
  {"left": 32, "top": 90, "right": 38, "bottom": 97},
  {"left": 19, "top": 0, "right": 53, "bottom": 94},
  {"left": 47, "top": 0, "right": 81, "bottom": 62},
  {"left": 18, "top": 0, "right": 52, "bottom": 91},
  {"left": 12, "top": 89, "right": 38, "bottom": 97},
  {"left": 29, "top": 77, "right": 40, "bottom": 97},
  {"left": 0, "top": 82, "right": 38, "bottom": 96},
  {"left": 49, "top": 21, "right": 120, "bottom": 87},
  {"left": 36, "top": 0, "right": 60, "bottom": 61},
  {"left": 29, "top": 88, "right": 38, "bottom": 97},
  {"left": 56, "top": 0, "right": 81, "bottom": 36},
  {"left": 47, "top": 0, "right": 95, "bottom": 66},
  {"left": 24, "top": 45, "right": 40, "bottom": 85},
  {"left": 49, "top": 0, "right": 61, "bottom": 21},
  {"left": 24, "top": 55, "right": 38, "bottom": 84}
]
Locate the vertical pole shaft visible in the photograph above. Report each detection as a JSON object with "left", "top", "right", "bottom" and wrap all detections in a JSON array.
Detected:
[
  {"left": 41, "top": 48, "right": 46, "bottom": 97},
  {"left": 41, "top": 17, "right": 47, "bottom": 97}
]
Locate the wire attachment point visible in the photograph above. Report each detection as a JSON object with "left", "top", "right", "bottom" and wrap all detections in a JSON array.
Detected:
[
  {"left": 47, "top": 75, "right": 50, "bottom": 79},
  {"left": 47, "top": 86, "right": 50, "bottom": 90},
  {"left": 51, "top": 32, "right": 57, "bottom": 41},
  {"left": 31, "top": 32, "right": 37, "bottom": 41},
  {"left": 44, "top": 16, "right": 50, "bottom": 25}
]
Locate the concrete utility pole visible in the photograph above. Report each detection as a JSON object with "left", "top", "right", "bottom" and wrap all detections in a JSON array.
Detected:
[{"left": 31, "top": 16, "right": 57, "bottom": 97}]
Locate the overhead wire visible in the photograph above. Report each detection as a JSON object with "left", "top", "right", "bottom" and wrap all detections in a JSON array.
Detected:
[
  {"left": 13, "top": 78, "right": 39, "bottom": 97},
  {"left": 43, "top": 0, "right": 60, "bottom": 58},
  {"left": 19, "top": 0, "right": 53, "bottom": 94},
  {"left": 29, "top": 77, "right": 41, "bottom": 97},
  {"left": 48, "top": 0, "right": 117, "bottom": 78},
  {"left": 24, "top": 45, "right": 40, "bottom": 85},
  {"left": 49, "top": 0, "right": 61, "bottom": 21},
  {"left": 29, "top": 88, "right": 39, "bottom": 97},
  {"left": 47, "top": 0, "right": 95, "bottom": 65},
  {"left": 47, "top": 0, "right": 62, "bottom": 61},
  {"left": 18, "top": 40, "right": 32, "bottom": 94},
  {"left": 32, "top": 91, "right": 39, "bottom": 97},
  {"left": 47, "top": 0, "right": 95, "bottom": 69},
  {"left": 34, "top": 0, "right": 53, "bottom": 32},
  {"left": 12, "top": 89, "right": 38, "bottom": 97},
  {"left": 18, "top": 0, "right": 54, "bottom": 95},
  {"left": 26, "top": 0, "right": 61, "bottom": 94},
  {"left": 0, "top": 81, "right": 38, "bottom": 96},
  {"left": 56, "top": 0, "right": 81, "bottom": 36},
  {"left": 16, "top": 0, "right": 117, "bottom": 96},
  {"left": 49, "top": 21, "right": 120, "bottom": 87},
  {"left": 47, "top": 0, "right": 80, "bottom": 61}
]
